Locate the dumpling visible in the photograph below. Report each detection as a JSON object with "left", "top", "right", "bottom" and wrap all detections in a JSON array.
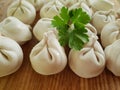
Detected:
[
  {"left": 58, "top": 0, "right": 79, "bottom": 7},
  {"left": 40, "top": 0, "right": 64, "bottom": 18},
  {"left": 69, "top": 29, "right": 105, "bottom": 78},
  {"left": 101, "top": 19, "right": 120, "bottom": 48},
  {"left": 60, "top": 0, "right": 95, "bottom": 7},
  {"left": 7, "top": 0, "right": 36, "bottom": 24},
  {"left": 91, "top": 0, "right": 114, "bottom": 12},
  {"left": 85, "top": 23, "right": 97, "bottom": 35},
  {"left": 92, "top": 10, "right": 115, "bottom": 34},
  {"left": 105, "top": 39, "right": 120, "bottom": 76},
  {"left": 0, "top": 16, "right": 32, "bottom": 45},
  {"left": 30, "top": 31, "right": 67, "bottom": 75},
  {"left": 69, "top": 1, "right": 93, "bottom": 17},
  {"left": 33, "top": 18, "right": 56, "bottom": 41},
  {"left": 26, "top": 0, "right": 44, "bottom": 11},
  {"left": 0, "top": 35, "right": 23, "bottom": 77}
]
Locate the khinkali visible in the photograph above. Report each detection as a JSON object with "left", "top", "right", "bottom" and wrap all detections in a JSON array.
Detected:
[
  {"left": 58, "top": 0, "right": 79, "bottom": 7},
  {"left": 91, "top": 0, "right": 114, "bottom": 12},
  {"left": 0, "top": 35, "right": 23, "bottom": 77},
  {"left": 69, "top": 29, "right": 105, "bottom": 78},
  {"left": 69, "top": 1, "right": 93, "bottom": 17},
  {"left": 26, "top": 0, "right": 44, "bottom": 11},
  {"left": 40, "top": 0, "right": 64, "bottom": 18},
  {"left": 7, "top": 0, "right": 36, "bottom": 24},
  {"left": 101, "top": 19, "right": 120, "bottom": 48},
  {"left": 30, "top": 31, "right": 67, "bottom": 75},
  {"left": 92, "top": 10, "right": 115, "bottom": 34},
  {"left": 0, "top": 16, "right": 32, "bottom": 45},
  {"left": 105, "top": 39, "right": 120, "bottom": 76},
  {"left": 85, "top": 23, "right": 97, "bottom": 35},
  {"left": 33, "top": 18, "right": 56, "bottom": 41}
]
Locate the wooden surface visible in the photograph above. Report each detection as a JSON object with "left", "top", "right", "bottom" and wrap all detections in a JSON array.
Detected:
[{"left": 0, "top": 0, "right": 120, "bottom": 90}]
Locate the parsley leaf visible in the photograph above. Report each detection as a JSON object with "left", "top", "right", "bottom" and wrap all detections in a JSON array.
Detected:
[{"left": 52, "top": 7, "right": 91, "bottom": 50}]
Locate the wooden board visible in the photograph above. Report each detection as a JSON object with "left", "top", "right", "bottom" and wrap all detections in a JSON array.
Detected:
[{"left": 0, "top": 0, "right": 120, "bottom": 90}]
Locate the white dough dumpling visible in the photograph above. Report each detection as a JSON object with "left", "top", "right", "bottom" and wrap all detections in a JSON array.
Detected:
[
  {"left": 0, "top": 16, "right": 32, "bottom": 45},
  {"left": 105, "top": 39, "right": 120, "bottom": 76},
  {"left": 0, "top": 35, "right": 23, "bottom": 77},
  {"left": 69, "top": 1, "right": 93, "bottom": 17},
  {"left": 26, "top": 0, "right": 44, "bottom": 11},
  {"left": 91, "top": 0, "right": 114, "bottom": 12},
  {"left": 69, "top": 29, "right": 105, "bottom": 78},
  {"left": 33, "top": 18, "right": 56, "bottom": 41},
  {"left": 40, "top": 0, "right": 64, "bottom": 18},
  {"left": 7, "top": 0, "right": 36, "bottom": 24},
  {"left": 101, "top": 19, "right": 120, "bottom": 48},
  {"left": 30, "top": 31, "right": 67, "bottom": 75},
  {"left": 92, "top": 10, "right": 115, "bottom": 34},
  {"left": 58, "top": 0, "right": 79, "bottom": 7}
]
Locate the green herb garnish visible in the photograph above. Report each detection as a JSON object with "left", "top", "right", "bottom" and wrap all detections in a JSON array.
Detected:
[{"left": 52, "top": 7, "right": 91, "bottom": 50}]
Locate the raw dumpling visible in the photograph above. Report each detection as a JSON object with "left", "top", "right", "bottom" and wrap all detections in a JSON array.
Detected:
[
  {"left": 91, "top": 0, "right": 114, "bottom": 12},
  {"left": 92, "top": 10, "right": 115, "bottom": 34},
  {"left": 7, "top": 0, "right": 36, "bottom": 24},
  {"left": 85, "top": 23, "right": 97, "bottom": 35},
  {"left": 0, "top": 16, "right": 32, "bottom": 45},
  {"left": 69, "top": 1, "right": 93, "bottom": 17},
  {"left": 33, "top": 18, "right": 56, "bottom": 41},
  {"left": 40, "top": 0, "right": 64, "bottom": 18},
  {"left": 26, "top": 0, "right": 44, "bottom": 11},
  {"left": 30, "top": 31, "right": 67, "bottom": 75},
  {"left": 69, "top": 29, "right": 105, "bottom": 78},
  {"left": 0, "top": 35, "right": 23, "bottom": 77},
  {"left": 101, "top": 19, "right": 120, "bottom": 48},
  {"left": 58, "top": 0, "right": 79, "bottom": 7},
  {"left": 105, "top": 39, "right": 120, "bottom": 76}
]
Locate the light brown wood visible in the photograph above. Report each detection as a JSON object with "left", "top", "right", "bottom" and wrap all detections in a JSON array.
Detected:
[{"left": 0, "top": 0, "right": 120, "bottom": 90}]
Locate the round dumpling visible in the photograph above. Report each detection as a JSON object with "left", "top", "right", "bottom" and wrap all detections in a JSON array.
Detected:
[
  {"left": 85, "top": 23, "right": 97, "bottom": 35},
  {"left": 105, "top": 39, "right": 120, "bottom": 76},
  {"left": 0, "top": 16, "right": 32, "bottom": 45},
  {"left": 101, "top": 19, "right": 120, "bottom": 48},
  {"left": 33, "top": 18, "right": 56, "bottom": 41},
  {"left": 69, "top": 1, "right": 93, "bottom": 17},
  {"left": 40, "top": 0, "right": 64, "bottom": 18},
  {"left": 91, "top": 0, "right": 114, "bottom": 12},
  {"left": 92, "top": 10, "right": 115, "bottom": 34},
  {"left": 69, "top": 28, "right": 105, "bottom": 78},
  {"left": 58, "top": 0, "right": 79, "bottom": 7},
  {"left": 7, "top": 0, "right": 36, "bottom": 24},
  {"left": 0, "top": 35, "right": 23, "bottom": 77},
  {"left": 26, "top": 0, "right": 45, "bottom": 11},
  {"left": 30, "top": 31, "right": 67, "bottom": 75}
]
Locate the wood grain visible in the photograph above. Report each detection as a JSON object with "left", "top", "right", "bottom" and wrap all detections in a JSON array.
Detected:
[{"left": 0, "top": 0, "right": 120, "bottom": 90}]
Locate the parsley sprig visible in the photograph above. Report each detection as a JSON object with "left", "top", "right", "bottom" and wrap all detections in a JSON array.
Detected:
[{"left": 52, "top": 7, "right": 91, "bottom": 50}]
